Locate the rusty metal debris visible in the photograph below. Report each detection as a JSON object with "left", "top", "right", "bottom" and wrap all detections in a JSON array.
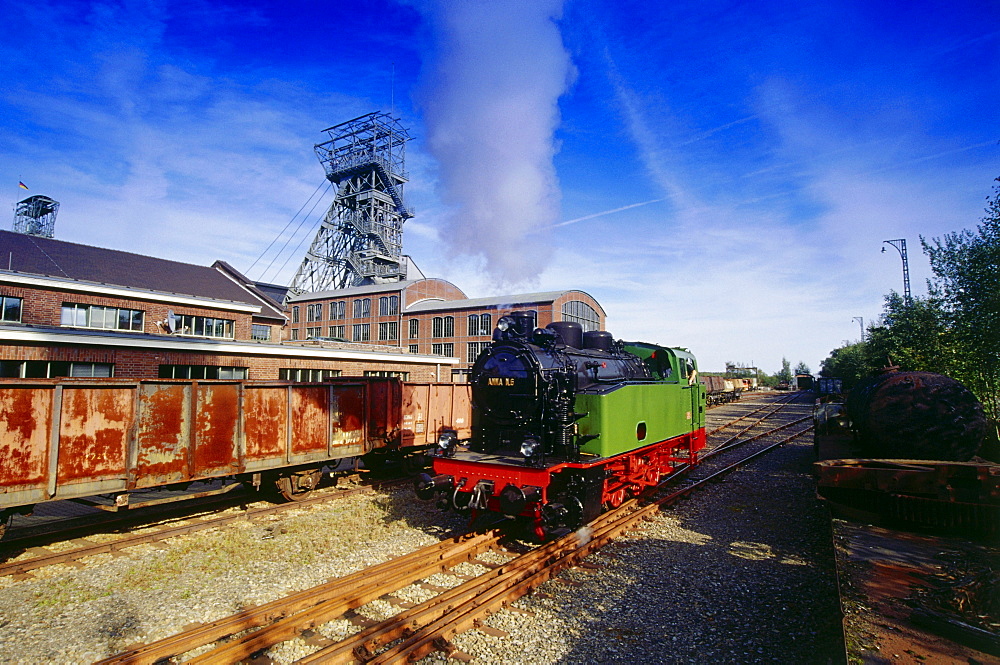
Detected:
[{"left": 814, "top": 459, "right": 1000, "bottom": 539}]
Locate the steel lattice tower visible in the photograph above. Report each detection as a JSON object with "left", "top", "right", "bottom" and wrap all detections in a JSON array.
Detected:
[
  {"left": 13, "top": 195, "right": 59, "bottom": 238},
  {"left": 289, "top": 112, "right": 413, "bottom": 295}
]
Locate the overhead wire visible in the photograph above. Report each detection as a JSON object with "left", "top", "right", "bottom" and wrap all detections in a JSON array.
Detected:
[
  {"left": 260, "top": 181, "right": 333, "bottom": 285},
  {"left": 246, "top": 179, "right": 329, "bottom": 281},
  {"left": 267, "top": 186, "right": 333, "bottom": 284}
]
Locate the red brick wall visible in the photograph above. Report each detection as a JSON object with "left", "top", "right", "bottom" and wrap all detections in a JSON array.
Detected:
[
  {"left": 404, "top": 290, "right": 606, "bottom": 371},
  {"left": 0, "top": 283, "right": 257, "bottom": 340}
]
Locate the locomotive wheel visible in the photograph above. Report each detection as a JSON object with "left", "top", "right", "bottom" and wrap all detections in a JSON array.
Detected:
[
  {"left": 605, "top": 488, "right": 627, "bottom": 509},
  {"left": 275, "top": 469, "right": 322, "bottom": 502}
]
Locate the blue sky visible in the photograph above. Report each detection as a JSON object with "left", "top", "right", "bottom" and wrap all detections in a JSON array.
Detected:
[{"left": 2, "top": 0, "right": 997, "bottom": 373}]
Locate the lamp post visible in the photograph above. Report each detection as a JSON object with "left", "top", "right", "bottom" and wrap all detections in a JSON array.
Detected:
[
  {"left": 882, "top": 239, "right": 912, "bottom": 302},
  {"left": 852, "top": 317, "right": 864, "bottom": 342}
]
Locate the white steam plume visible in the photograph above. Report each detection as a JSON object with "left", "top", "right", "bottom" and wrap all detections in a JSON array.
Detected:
[{"left": 416, "top": 0, "right": 574, "bottom": 283}]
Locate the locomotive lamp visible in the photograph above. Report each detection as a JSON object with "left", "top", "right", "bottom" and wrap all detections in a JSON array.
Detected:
[
  {"left": 520, "top": 436, "right": 543, "bottom": 464},
  {"left": 436, "top": 431, "right": 458, "bottom": 457}
]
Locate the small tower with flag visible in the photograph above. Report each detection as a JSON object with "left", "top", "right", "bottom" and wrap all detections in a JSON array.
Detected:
[{"left": 13, "top": 193, "right": 59, "bottom": 238}]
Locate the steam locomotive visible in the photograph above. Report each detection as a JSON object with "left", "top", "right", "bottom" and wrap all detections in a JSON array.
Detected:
[{"left": 416, "top": 312, "right": 706, "bottom": 540}]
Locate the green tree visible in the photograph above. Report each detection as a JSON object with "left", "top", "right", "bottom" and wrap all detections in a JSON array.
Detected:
[
  {"left": 863, "top": 293, "right": 951, "bottom": 373},
  {"left": 819, "top": 342, "right": 870, "bottom": 390},
  {"left": 921, "top": 178, "right": 1000, "bottom": 418},
  {"left": 776, "top": 357, "right": 792, "bottom": 383},
  {"left": 794, "top": 362, "right": 811, "bottom": 375}
]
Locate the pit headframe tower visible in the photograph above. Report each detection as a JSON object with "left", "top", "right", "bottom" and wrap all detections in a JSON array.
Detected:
[
  {"left": 289, "top": 112, "right": 413, "bottom": 295},
  {"left": 13, "top": 195, "right": 59, "bottom": 238}
]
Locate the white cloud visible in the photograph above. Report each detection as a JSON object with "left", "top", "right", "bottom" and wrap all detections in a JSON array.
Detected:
[{"left": 414, "top": 0, "right": 574, "bottom": 282}]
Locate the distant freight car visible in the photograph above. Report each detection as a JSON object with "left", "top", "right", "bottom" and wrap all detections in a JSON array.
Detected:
[
  {"left": 0, "top": 377, "right": 470, "bottom": 537},
  {"left": 699, "top": 375, "right": 740, "bottom": 405},
  {"left": 795, "top": 374, "right": 814, "bottom": 391},
  {"left": 815, "top": 377, "right": 843, "bottom": 395}
]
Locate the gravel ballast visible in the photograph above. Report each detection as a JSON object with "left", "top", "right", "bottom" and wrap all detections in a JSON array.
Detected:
[{"left": 0, "top": 396, "right": 845, "bottom": 663}]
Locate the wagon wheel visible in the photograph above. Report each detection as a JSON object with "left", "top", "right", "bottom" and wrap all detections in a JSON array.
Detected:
[
  {"left": 361, "top": 452, "right": 389, "bottom": 473},
  {"left": 0, "top": 508, "right": 13, "bottom": 541},
  {"left": 275, "top": 469, "right": 322, "bottom": 502},
  {"left": 402, "top": 452, "right": 428, "bottom": 475}
]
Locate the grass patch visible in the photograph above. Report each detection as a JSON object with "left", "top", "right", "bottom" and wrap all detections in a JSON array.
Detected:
[
  {"left": 115, "top": 493, "right": 411, "bottom": 595},
  {"left": 33, "top": 576, "right": 108, "bottom": 610}
]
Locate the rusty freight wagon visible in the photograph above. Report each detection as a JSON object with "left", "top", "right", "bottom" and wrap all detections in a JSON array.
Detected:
[{"left": 0, "top": 377, "right": 470, "bottom": 533}]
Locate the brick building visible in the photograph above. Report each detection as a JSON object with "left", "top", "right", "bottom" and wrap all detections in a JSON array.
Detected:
[
  {"left": 286, "top": 279, "right": 606, "bottom": 381},
  {"left": 0, "top": 231, "right": 456, "bottom": 381}
]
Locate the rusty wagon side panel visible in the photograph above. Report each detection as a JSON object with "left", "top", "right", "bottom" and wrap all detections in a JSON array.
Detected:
[
  {"left": 399, "top": 382, "right": 472, "bottom": 447},
  {"left": 0, "top": 377, "right": 467, "bottom": 512}
]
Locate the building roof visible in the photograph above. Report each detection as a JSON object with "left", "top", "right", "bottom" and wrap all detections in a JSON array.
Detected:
[
  {"left": 0, "top": 230, "right": 282, "bottom": 319},
  {"left": 285, "top": 280, "right": 418, "bottom": 302},
  {"left": 404, "top": 290, "right": 585, "bottom": 313},
  {"left": 211, "top": 261, "right": 285, "bottom": 321},
  {"left": 286, "top": 278, "right": 466, "bottom": 303},
  {"left": 252, "top": 281, "right": 291, "bottom": 305}
]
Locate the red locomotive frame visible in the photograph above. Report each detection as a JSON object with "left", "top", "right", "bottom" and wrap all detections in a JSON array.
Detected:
[{"left": 429, "top": 427, "right": 705, "bottom": 539}]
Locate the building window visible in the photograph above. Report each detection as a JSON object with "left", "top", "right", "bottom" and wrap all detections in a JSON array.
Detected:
[
  {"left": 292, "top": 306, "right": 300, "bottom": 323},
  {"left": 290, "top": 328, "right": 299, "bottom": 341},
  {"left": 61, "top": 303, "right": 144, "bottom": 332},
  {"left": 451, "top": 369, "right": 471, "bottom": 383},
  {"left": 433, "top": 316, "right": 454, "bottom": 338},
  {"left": 364, "top": 370, "right": 410, "bottom": 381},
  {"left": 352, "top": 323, "right": 371, "bottom": 341},
  {"left": 467, "top": 341, "right": 490, "bottom": 363},
  {"left": 408, "top": 344, "right": 419, "bottom": 354},
  {"left": 0, "top": 360, "right": 114, "bottom": 378},
  {"left": 468, "top": 313, "right": 491, "bottom": 336},
  {"left": 0, "top": 296, "right": 22, "bottom": 323},
  {"left": 378, "top": 295, "right": 399, "bottom": 316},
  {"left": 378, "top": 321, "right": 398, "bottom": 341},
  {"left": 330, "top": 301, "right": 345, "bottom": 319},
  {"left": 328, "top": 325, "right": 345, "bottom": 339},
  {"left": 353, "top": 298, "right": 371, "bottom": 318},
  {"left": 175, "top": 314, "right": 234, "bottom": 339},
  {"left": 251, "top": 324, "right": 271, "bottom": 341},
  {"left": 562, "top": 301, "right": 600, "bottom": 332},
  {"left": 305, "top": 326, "right": 322, "bottom": 339},
  {"left": 431, "top": 342, "right": 454, "bottom": 357},
  {"left": 279, "top": 368, "right": 342, "bottom": 382},
  {"left": 158, "top": 365, "right": 248, "bottom": 379},
  {"left": 306, "top": 303, "right": 323, "bottom": 322},
  {"left": 409, "top": 318, "right": 419, "bottom": 339},
  {"left": 68, "top": 363, "right": 115, "bottom": 377}
]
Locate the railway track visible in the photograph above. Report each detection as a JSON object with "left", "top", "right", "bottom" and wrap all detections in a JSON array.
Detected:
[
  {"left": 0, "top": 395, "right": 808, "bottom": 579},
  {"left": 0, "top": 476, "right": 408, "bottom": 579},
  {"left": 99, "top": 393, "right": 814, "bottom": 664}
]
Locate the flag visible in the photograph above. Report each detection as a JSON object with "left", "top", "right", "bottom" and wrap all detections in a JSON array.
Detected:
[{"left": 18, "top": 181, "right": 28, "bottom": 190}]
